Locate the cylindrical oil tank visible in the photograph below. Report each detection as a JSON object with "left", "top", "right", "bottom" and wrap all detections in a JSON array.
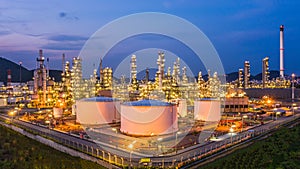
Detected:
[
  {"left": 120, "top": 99, "right": 178, "bottom": 136},
  {"left": 53, "top": 107, "right": 63, "bottom": 118},
  {"left": 76, "top": 97, "right": 120, "bottom": 125},
  {"left": 194, "top": 98, "right": 221, "bottom": 121}
]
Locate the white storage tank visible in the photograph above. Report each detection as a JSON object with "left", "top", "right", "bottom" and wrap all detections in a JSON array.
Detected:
[
  {"left": 120, "top": 99, "right": 178, "bottom": 136},
  {"left": 53, "top": 107, "right": 63, "bottom": 118},
  {"left": 194, "top": 98, "right": 221, "bottom": 122},
  {"left": 76, "top": 97, "right": 120, "bottom": 125}
]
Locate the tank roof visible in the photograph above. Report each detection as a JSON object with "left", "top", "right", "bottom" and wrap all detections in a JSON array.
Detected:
[
  {"left": 82, "top": 96, "right": 117, "bottom": 102},
  {"left": 195, "top": 98, "right": 220, "bottom": 101},
  {"left": 123, "top": 99, "right": 172, "bottom": 106}
]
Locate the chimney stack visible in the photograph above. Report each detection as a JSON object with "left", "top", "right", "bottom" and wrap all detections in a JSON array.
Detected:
[
  {"left": 7, "top": 69, "right": 11, "bottom": 87},
  {"left": 280, "top": 25, "right": 284, "bottom": 79}
]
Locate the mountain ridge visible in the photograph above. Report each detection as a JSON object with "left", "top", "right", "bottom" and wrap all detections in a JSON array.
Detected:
[
  {"left": 0, "top": 57, "right": 62, "bottom": 83},
  {"left": 0, "top": 57, "right": 282, "bottom": 83}
]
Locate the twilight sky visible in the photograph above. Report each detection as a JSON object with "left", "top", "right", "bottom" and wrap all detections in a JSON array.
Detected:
[{"left": 0, "top": 0, "right": 299, "bottom": 77}]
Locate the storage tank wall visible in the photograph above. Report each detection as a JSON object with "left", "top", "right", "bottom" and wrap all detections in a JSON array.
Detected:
[
  {"left": 76, "top": 101, "right": 117, "bottom": 125},
  {"left": 194, "top": 100, "right": 221, "bottom": 121},
  {"left": 120, "top": 105, "right": 178, "bottom": 136}
]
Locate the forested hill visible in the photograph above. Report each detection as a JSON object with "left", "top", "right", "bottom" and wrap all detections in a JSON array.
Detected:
[{"left": 0, "top": 57, "right": 62, "bottom": 83}]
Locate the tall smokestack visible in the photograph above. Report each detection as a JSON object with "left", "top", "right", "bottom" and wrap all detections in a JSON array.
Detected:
[
  {"left": 157, "top": 51, "right": 165, "bottom": 89},
  {"left": 37, "top": 49, "right": 45, "bottom": 69},
  {"left": 62, "top": 53, "right": 65, "bottom": 74},
  {"left": 7, "top": 69, "right": 11, "bottom": 87},
  {"left": 280, "top": 25, "right": 284, "bottom": 78},
  {"left": 47, "top": 58, "right": 49, "bottom": 78},
  {"left": 145, "top": 68, "right": 149, "bottom": 83},
  {"left": 39, "top": 49, "right": 43, "bottom": 60}
]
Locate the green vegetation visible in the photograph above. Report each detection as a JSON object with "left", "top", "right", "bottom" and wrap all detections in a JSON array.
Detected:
[
  {"left": 202, "top": 124, "right": 300, "bottom": 169},
  {"left": 0, "top": 125, "right": 105, "bottom": 169}
]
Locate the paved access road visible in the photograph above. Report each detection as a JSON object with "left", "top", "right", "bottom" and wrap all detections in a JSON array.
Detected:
[{"left": 1, "top": 113, "right": 298, "bottom": 168}]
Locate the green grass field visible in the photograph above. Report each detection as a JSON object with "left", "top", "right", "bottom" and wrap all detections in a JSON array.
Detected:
[
  {"left": 202, "top": 124, "right": 300, "bottom": 169},
  {"left": 0, "top": 124, "right": 105, "bottom": 169}
]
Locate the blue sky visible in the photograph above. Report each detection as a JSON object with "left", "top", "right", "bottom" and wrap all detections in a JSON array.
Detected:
[{"left": 0, "top": 0, "right": 299, "bottom": 77}]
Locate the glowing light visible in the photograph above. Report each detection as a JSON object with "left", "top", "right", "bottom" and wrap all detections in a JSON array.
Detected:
[
  {"left": 9, "top": 111, "right": 15, "bottom": 116},
  {"left": 157, "top": 138, "right": 163, "bottom": 141}
]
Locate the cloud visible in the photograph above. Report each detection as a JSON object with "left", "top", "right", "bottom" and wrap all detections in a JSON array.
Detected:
[
  {"left": 0, "top": 32, "right": 47, "bottom": 50},
  {"left": 229, "top": 1, "right": 275, "bottom": 21},
  {"left": 59, "top": 12, "right": 67, "bottom": 18},
  {"left": 162, "top": 1, "right": 172, "bottom": 8},
  {"left": 42, "top": 41, "right": 85, "bottom": 51},
  {"left": 58, "top": 11, "right": 79, "bottom": 21},
  {"left": 47, "top": 34, "right": 88, "bottom": 42},
  {"left": 0, "top": 30, "right": 11, "bottom": 36}
]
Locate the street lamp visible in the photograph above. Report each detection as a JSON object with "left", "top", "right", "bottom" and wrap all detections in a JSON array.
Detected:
[
  {"left": 128, "top": 144, "right": 133, "bottom": 167},
  {"left": 48, "top": 114, "right": 52, "bottom": 129},
  {"left": 157, "top": 137, "right": 163, "bottom": 153},
  {"left": 112, "top": 128, "right": 117, "bottom": 134},
  {"left": 148, "top": 132, "right": 154, "bottom": 148},
  {"left": 9, "top": 111, "right": 16, "bottom": 123},
  {"left": 45, "top": 120, "right": 50, "bottom": 128},
  {"left": 272, "top": 108, "right": 282, "bottom": 120},
  {"left": 292, "top": 103, "right": 297, "bottom": 117},
  {"left": 275, "top": 111, "right": 281, "bottom": 121},
  {"left": 14, "top": 107, "right": 21, "bottom": 118},
  {"left": 272, "top": 108, "right": 276, "bottom": 120},
  {"left": 175, "top": 131, "right": 182, "bottom": 154},
  {"left": 241, "top": 115, "right": 248, "bottom": 132},
  {"left": 19, "top": 62, "right": 22, "bottom": 85},
  {"left": 292, "top": 73, "right": 295, "bottom": 102},
  {"left": 229, "top": 128, "right": 234, "bottom": 144}
]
